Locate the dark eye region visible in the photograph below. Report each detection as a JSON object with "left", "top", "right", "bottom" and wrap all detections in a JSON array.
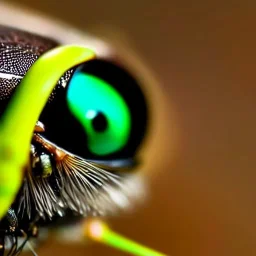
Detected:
[
  {"left": 39, "top": 59, "right": 148, "bottom": 162},
  {"left": 67, "top": 71, "right": 132, "bottom": 156}
]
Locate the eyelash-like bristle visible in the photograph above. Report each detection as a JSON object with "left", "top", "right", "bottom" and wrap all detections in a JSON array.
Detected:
[
  {"left": 17, "top": 152, "right": 143, "bottom": 220},
  {"left": 18, "top": 165, "right": 64, "bottom": 220}
]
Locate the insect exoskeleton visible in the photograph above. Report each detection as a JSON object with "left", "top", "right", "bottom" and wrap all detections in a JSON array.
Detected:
[{"left": 0, "top": 24, "right": 148, "bottom": 254}]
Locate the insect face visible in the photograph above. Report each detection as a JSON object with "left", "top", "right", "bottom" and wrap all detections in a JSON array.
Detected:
[{"left": 0, "top": 25, "right": 148, "bottom": 254}]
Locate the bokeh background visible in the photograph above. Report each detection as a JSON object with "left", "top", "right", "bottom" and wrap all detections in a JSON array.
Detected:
[{"left": 3, "top": 1, "right": 256, "bottom": 255}]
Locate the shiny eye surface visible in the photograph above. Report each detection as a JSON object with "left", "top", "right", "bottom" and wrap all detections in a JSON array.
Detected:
[
  {"left": 67, "top": 72, "right": 131, "bottom": 156},
  {"left": 40, "top": 59, "right": 148, "bottom": 161}
]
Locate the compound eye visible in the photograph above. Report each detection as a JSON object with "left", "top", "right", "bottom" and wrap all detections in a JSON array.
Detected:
[
  {"left": 67, "top": 71, "right": 131, "bottom": 156},
  {"left": 40, "top": 59, "right": 148, "bottom": 161}
]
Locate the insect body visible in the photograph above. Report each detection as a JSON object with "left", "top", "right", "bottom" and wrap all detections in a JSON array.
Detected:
[{"left": 0, "top": 25, "right": 148, "bottom": 255}]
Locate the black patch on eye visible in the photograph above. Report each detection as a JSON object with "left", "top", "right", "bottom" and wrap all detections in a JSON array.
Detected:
[{"left": 91, "top": 112, "right": 108, "bottom": 132}]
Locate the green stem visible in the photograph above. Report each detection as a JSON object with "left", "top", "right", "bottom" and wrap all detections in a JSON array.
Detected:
[
  {"left": 102, "top": 228, "right": 167, "bottom": 256},
  {"left": 0, "top": 45, "right": 95, "bottom": 218}
]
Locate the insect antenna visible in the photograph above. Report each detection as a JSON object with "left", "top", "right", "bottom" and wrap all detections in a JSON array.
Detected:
[
  {"left": 26, "top": 241, "right": 38, "bottom": 256},
  {"left": 6, "top": 236, "right": 16, "bottom": 256},
  {"left": 12, "top": 230, "right": 29, "bottom": 256}
]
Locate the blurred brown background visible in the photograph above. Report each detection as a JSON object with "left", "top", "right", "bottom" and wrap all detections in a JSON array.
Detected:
[{"left": 5, "top": 1, "right": 256, "bottom": 255}]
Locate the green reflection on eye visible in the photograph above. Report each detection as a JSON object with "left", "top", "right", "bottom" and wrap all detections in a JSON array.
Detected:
[{"left": 67, "top": 72, "right": 131, "bottom": 156}]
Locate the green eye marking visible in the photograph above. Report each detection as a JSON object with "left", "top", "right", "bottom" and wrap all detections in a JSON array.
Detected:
[{"left": 67, "top": 72, "right": 131, "bottom": 156}]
